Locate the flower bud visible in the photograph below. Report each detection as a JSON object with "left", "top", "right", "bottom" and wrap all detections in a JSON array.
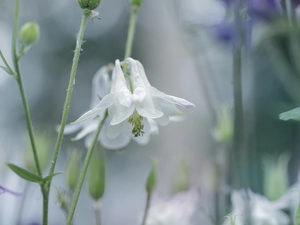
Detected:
[
  {"left": 173, "top": 158, "right": 190, "bottom": 193},
  {"left": 19, "top": 22, "right": 40, "bottom": 46},
  {"left": 146, "top": 159, "right": 158, "bottom": 195},
  {"left": 55, "top": 186, "right": 71, "bottom": 215},
  {"left": 88, "top": 146, "right": 106, "bottom": 200},
  {"left": 263, "top": 153, "right": 289, "bottom": 201},
  {"left": 24, "top": 131, "right": 52, "bottom": 173},
  {"left": 65, "top": 149, "right": 82, "bottom": 191},
  {"left": 131, "top": 0, "right": 144, "bottom": 10},
  {"left": 78, "top": 0, "right": 101, "bottom": 10},
  {"left": 212, "top": 107, "right": 233, "bottom": 145}
]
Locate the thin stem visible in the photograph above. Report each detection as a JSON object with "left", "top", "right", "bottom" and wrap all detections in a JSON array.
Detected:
[
  {"left": 66, "top": 112, "right": 108, "bottom": 225},
  {"left": 41, "top": 9, "right": 91, "bottom": 225},
  {"left": 93, "top": 201, "right": 101, "bottom": 225},
  {"left": 42, "top": 186, "right": 49, "bottom": 225},
  {"left": 12, "top": 0, "right": 42, "bottom": 177},
  {"left": 0, "top": 50, "right": 15, "bottom": 76},
  {"left": 141, "top": 193, "right": 151, "bottom": 225},
  {"left": 124, "top": 8, "right": 137, "bottom": 59},
  {"left": 48, "top": 9, "right": 90, "bottom": 177}
]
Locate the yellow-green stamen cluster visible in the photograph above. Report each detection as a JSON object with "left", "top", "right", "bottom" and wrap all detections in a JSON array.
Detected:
[{"left": 128, "top": 111, "right": 144, "bottom": 137}]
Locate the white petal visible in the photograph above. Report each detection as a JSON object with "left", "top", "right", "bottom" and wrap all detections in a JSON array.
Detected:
[
  {"left": 146, "top": 118, "right": 159, "bottom": 134},
  {"left": 150, "top": 87, "right": 195, "bottom": 108},
  {"left": 84, "top": 133, "right": 94, "bottom": 149},
  {"left": 134, "top": 93, "right": 164, "bottom": 119},
  {"left": 107, "top": 122, "right": 125, "bottom": 139},
  {"left": 100, "top": 132, "right": 131, "bottom": 150},
  {"left": 110, "top": 102, "right": 134, "bottom": 126},
  {"left": 132, "top": 87, "right": 146, "bottom": 103},
  {"left": 118, "top": 87, "right": 133, "bottom": 107},
  {"left": 72, "top": 122, "right": 98, "bottom": 140},
  {"left": 154, "top": 115, "right": 169, "bottom": 126},
  {"left": 111, "top": 60, "right": 129, "bottom": 94},
  {"left": 91, "top": 66, "right": 110, "bottom": 108},
  {"left": 125, "top": 58, "right": 151, "bottom": 87},
  {"left": 72, "top": 94, "right": 113, "bottom": 124},
  {"left": 62, "top": 123, "right": 82, "bottom": 134}
]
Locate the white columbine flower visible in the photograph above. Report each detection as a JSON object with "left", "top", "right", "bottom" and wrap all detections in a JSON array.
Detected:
[
  {"left": 223, "top": 189, "right": 290, "bottom": 225},
  {"left": 143, "top": 189, "right": 199, "bottom": 225},
  {"left": 64, "top": 64, "right": 159, "bottom": 150},
  {"left": 73, "top": 58, "right": 195, "bottom": 139}
]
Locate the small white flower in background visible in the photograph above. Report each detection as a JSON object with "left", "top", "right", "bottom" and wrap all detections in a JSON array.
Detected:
[
  {"left": 223, "top": 189, "right": 290, "bottom": 225},
  {"left": 73, "top": 57, "right": 194, "bottom": 140},
  {"left": 143, "top": 189, "right": 199, "bottom": 225},
  {"left": 64, "top": 64, "right": 159, "bottom": 150}
]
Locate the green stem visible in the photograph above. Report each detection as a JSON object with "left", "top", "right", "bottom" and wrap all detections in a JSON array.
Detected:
[
  {"left": 48, "top": 9, "right": 90, "bottom": 177},
  {"left": 12, "top": 0, "right": 42, "bottom": 177},
  {"left": 141, "top": 193, "right": 151, "bottom": 225},
  {"left": 0, "top": 50, "right": 15, "bottom": 77},
  {"left": 66, "top": 112, "right": 108, "bottom": 225},
  {"left": 124, "top": 8, "right": 137, "bottom": 59},
  {"left": 40, "top": 9, "right": 91, "bottom": 225}
]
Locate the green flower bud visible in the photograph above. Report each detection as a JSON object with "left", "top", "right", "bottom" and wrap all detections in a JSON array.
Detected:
[
  {"left": 173, "top": 158, "right": 190, "bottom": 193},
  {"left": 24, "top": 131, "right": 52, "bottom": 173},
  {"left": 55, "top": 186, "right": 71, "bottom": 215},
  {"left": 78, "top": 0, "right": 101, "bottom": 10},
  {"left": 65, "top": 149, "right": 82, "bottom": 191},
  {"left": 88, "top": 145, "right": 106, "bottom": 200},
  {"left": 263, "top": 153, "right": 289, "bottom": 201},
  {"left": 212, "top": 107, "right": 233, "bottom": 145},
  {"left": 131, "top": 0, "right": 144, "bottom": 10},
  {"left": 146, "top": 159, "right": 158, "bottom": 195},
  {"left": 20, "top": 22, "right": 40, "bottom": 46}
]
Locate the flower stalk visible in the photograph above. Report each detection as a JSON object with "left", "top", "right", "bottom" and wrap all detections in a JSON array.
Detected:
[
  {"left": 124, "top": 8, "right": 138, "bottom": 59},
  {"left": 12, "top": 0, "right": 42, "bottom": 177}
]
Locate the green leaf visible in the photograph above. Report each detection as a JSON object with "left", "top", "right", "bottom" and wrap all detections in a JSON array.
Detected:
[
  {"left": 7, "top": 163, "right": 43, "bottom": 183},
  {"left": 43, "top": 172, "right": 61, "bottom": 182},
  {"left": 0, "top": 66, "right": 14, "bottom": 76},
  {"left": 279, "top": 107, "right": 300, "bottom": 121}
]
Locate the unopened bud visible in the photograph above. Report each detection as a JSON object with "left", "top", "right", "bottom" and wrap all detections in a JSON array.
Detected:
[
  {"left": 146, "top": 159, "right": 158, "bottom": 195},
  {"left": 78, "top": 0, "right": 101, "bottom": 10},
  {"left": 88, "top": 145, "right": 106, "bottom": 200},
  {"left": 20, "top": 22, "right": 40, "bottom": 46},
  {"left": 212, "top": 107, "right": 233, "bottom": 145},
  {"left": 55, "top": 186, "right": 71, "bottom": 215},
  {"left": 65, "top": 149, "right": 82, "bottom": 191},
  {"left": 24, "top": 131, "right": 52, "bottom": 173},
  {"left": 131, "top": 0, "right": 144, "bottom": 10},
  {"left": 173, "top": 158, "right": 190, "bottom": 193}
]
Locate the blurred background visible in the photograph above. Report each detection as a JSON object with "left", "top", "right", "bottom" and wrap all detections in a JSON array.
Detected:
[{"left": 0, "top": 0, "right": 299, "bottom": 224}]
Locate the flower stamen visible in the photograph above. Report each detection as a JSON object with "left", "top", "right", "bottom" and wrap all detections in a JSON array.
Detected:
[{"left": 128, "top": 110, "right": 144, "bottom": 137}]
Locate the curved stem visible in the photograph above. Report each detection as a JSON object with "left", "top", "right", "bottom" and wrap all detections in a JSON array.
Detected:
[
  {"left": 66, "top": 111, "right": 108, "bottom": 225},
  {"left": 12, "top": 0, "right": 42, "bottom": 177},
  {"left": 141, "top": 193, "right": 151, "bottom": 225},
  {"left": 124, "top": 9, "right": 137, "bottom": 59}
]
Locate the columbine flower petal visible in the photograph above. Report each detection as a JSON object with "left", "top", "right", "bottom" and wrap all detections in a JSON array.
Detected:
[
  {"left": 72, "top": 122, "right": 98, "bottom": 141},
  {"left": 72, "top": 94, "right": 113, "bottom": 124}
]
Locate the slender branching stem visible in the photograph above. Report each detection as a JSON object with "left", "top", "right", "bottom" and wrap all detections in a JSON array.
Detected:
[
  {"left": 66, "top": 111, "right": 108, "bottom": 225},
  {"left": 12, "top": 0, "right": 42, "bottom": 177}
]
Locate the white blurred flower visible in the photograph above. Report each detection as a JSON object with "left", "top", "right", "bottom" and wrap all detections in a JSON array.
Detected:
[
  {"left": 143, "top": 189, "right": 199, "bottom": 225},
  {"left": 64, "top": 64, "right": 159, "bottom": 150},
  {"left": 224, "top": 189, "right": 290, "bottom": 225},
  {"left": 73, "top": 58, "right": 194, "bottom": 139}
]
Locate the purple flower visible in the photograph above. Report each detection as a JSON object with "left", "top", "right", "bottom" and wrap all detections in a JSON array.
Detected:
[
  {"left": 211, "top": 22, "right": 237, "bottom": 43},
  {"left": 247, "top": 0, "right": 283, "bottom": 21},
  {"left": 0, "top": 185, "right": 22, "bottom": 196}
]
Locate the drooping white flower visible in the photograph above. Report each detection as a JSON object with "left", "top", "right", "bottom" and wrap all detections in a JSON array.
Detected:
[
  {"left": 73, "top": 58, "right": 195, "bottom": 139},
  {"left": 142, "top": 189, "right": 199, "bottom": 225},
  {"left": 223, "top": 189, "right": 290, "bottom": 225},
  {"left": 64, "top": 64, "right": 159, "bottom": 150}
]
